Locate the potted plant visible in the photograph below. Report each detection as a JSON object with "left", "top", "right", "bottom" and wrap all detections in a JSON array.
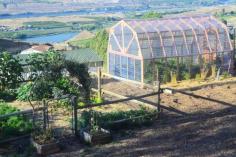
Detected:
[
  {"left": 79, "top": 111, "right": 112, "bottom": 145},
  {"left": 31, "top": 129, "right": 60, "bottom": 155}
]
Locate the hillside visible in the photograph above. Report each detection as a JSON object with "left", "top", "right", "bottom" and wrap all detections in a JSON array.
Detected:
[{"left": 0, "top": 0, "right": 235, "bottom": 14}]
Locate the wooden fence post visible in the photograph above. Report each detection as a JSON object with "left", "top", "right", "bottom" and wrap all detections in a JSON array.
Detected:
[
  {"left": 157, "top": 69, "right": 161, "bottom": 116},
  {"left": 42, "top": 99, "right": 47, "bottom": 131},
  {"left": 97, "top": 67, "right": 102, "bottom": 100},
  {"left": 71, "top": 96, "right": 78, "bottom": 136}
]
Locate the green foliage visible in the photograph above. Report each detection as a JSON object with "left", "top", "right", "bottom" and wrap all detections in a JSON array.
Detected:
[
  {"left": 91, "top": 96, "right": 104, "bottom": 104},
  {"left": 0, "top": 102, "right": 32, "bottom": 139},
  {"left": 0, "top": 52, "right": 23, "bottom": 91},
  {"left": 16, "top": 82, "right": 32, "bottom": 101},
  {"left": 19, "top": 52, "right": 83, "bottom": 102},
  {"left": 65, "top": 62, "right": 91, "bottom": 102},
  {"left": 89, "top": 30, "right": 109, "bottom": 68},
  {"left": 30, "top": 78, "right": 54, "bottom": 100},
  {"left": 183, "top": 72, "right": 191, "bottom": 80},
  {"left": 222, "top": 71, "right": 230, "bottom": 79},
  {"left": 78, "top": 107, "right": 157, "bottom": 130},
  {"left": 26, "top": 50, "right": 64, "bottom": 80},
  {"left": 141, "top": 11, "right": 162, "bottom": 19},
  {"left": 69, "top": 29, "right": 109, "bottom": 69},
  {"left": 24, "top": 21, "right": 67, "bottom": 29}
]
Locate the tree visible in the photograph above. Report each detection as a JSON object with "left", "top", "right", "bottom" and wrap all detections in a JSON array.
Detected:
[
  {"left": 0, "top": 52, "right": 23, "bottom": 91},
  {"left": 26, "top": 50, "right": 64, "bottom": 80},
  {"left": 25, "top": 51, "right": 65, "bottom": 100}
]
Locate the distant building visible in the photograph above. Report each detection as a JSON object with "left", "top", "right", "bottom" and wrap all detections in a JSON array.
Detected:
[
  {"left": 20, "top": 44, "right": 52, "bottom": 54},
  {"left": 0, "top": 39, "right": 32, "bottom": 55}
]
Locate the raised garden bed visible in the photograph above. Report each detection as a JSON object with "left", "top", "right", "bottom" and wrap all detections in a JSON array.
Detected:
[
  {"left": 31, "top": 129, "right": 60, "bottom": 155},
  {"left": 31, "top": 138, "right": 60, "bottom": 155},
  {"left": 78, "top": 107, "right": 158, "bottom": 131},
  {"left": 79, "top": 128, "right": 112, "bottom": 145}
]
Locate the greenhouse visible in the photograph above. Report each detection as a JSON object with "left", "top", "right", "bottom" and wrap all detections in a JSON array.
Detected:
[{"left": 107, "top": 14, "right": 234, "bottom": 85}]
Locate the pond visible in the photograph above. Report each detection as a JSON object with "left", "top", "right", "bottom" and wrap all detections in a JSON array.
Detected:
[{"left": 21, "top": 32, "right": 78, "bottom": 44}]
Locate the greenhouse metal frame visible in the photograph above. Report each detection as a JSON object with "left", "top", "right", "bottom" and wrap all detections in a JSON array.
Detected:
[{"left": 107, "top": 14, "right": 234, "bottom": 85}]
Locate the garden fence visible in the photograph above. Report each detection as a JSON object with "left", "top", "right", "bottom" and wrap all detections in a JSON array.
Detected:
[{"left": 0, "top": 106, "right": 47, "bottom": 144}]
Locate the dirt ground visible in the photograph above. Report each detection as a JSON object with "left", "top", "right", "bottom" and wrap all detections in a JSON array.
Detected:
[{"left": 48, "top": 78, "right": 236, "bottom": 157}]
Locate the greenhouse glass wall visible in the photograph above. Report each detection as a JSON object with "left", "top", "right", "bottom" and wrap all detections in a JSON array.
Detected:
[{"left": 107, "top": 15, "right": 233, "bottom": 85}]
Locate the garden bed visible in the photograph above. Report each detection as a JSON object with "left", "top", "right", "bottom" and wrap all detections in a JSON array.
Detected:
[{"left": 78, "top": 105, "right": 158, "bottom": 131}]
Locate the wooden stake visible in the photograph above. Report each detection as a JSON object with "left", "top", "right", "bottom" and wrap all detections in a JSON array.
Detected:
[
  {"left": 97, "top": 67, "right": 102, "bottom": 100},
  {"left": 71, "top": 96, "right": 78, "bottom": 136},
  {"left": 157, "top": 69, "right": 161, "bottom": 115}
]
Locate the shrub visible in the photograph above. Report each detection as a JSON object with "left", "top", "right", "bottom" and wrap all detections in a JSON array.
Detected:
[{"left": 0, "top": 102, "right": 32, "bottom": 139}]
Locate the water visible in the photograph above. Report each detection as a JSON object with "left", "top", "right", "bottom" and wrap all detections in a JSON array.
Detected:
[{"left": 22, "top": 32, "right": 78, "bottom": 44}]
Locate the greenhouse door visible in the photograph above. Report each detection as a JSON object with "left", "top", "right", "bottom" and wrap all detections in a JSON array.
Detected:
[{"left": 109, "top": 53, "right": 141, "bottom": 82}]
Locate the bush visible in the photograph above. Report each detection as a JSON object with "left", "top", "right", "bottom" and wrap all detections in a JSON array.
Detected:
[{"left": 0, "top": 102, "right": 32, "bottom": 139}]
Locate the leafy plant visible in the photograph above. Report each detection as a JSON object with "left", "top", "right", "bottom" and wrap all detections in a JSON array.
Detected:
[
  {"left": 0, "top": 102, "right": 32, "bottom": 139},
  {"left": 78, "top": 107, "right": 157, "bottom": 130},
  {"left": 32, "top": 129, "right": 55, "bottom": 145},
  {"left": 16, "top": 82, "right": 33, "bottom": 101},
  {"left": 222, "top": 71, "right": 230, "bottom": 79},
  {"left": 183, "top": 72, "right": 191, "bottom": 80}
]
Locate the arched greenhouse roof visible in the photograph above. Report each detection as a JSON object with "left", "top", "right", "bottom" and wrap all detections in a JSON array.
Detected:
[{"left": 109, "top": 14, "right": 233, "bottom": 59}]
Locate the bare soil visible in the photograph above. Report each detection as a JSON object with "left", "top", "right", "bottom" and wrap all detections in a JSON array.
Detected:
[{"left": 49, "top": 78, "right": 236, "bottom": 157}]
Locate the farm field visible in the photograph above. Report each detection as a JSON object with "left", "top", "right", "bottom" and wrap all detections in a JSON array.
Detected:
[{"left": 0, "top": 14, "right": 121, "bottom": 40}]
